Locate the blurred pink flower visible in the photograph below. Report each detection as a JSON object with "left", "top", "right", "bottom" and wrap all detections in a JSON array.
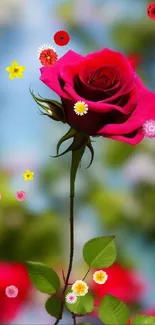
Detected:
[
  {"left": 16, "top": 190, "right": 26, "bottom": 201},
  {"left": 142, "top": 119, "right": 155, "bottom": 138},
  {"left": 0, "top": 194, "right": 2, "bottom": 199}
]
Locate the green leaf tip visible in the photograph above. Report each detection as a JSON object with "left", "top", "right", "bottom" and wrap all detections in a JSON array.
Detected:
[{"left": 83, "top": 236, "right": 116, "bottom": 268}]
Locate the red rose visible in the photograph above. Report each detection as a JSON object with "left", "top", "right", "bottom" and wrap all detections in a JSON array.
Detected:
[
  {"left": 147, "top": 2, "right": 155, "bottom": 20},
  {"left": 40, "top": 49, "right": 155, "bottom": 145},
  {"left": 0, "top": 262, "right": 31, "bottom": 323},
  {"left": 90, "top": 263, "right": 144, "bottom": 308}
]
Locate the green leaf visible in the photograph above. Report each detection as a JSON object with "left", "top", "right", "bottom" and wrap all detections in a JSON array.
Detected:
[
  {"left": 83, "top": 236, "right": 116, "bottom": 268},
  {"left": 98, "top": 294, "right": 130, "bottom": 325},
  {"left": 66, "top": 291, "right": 94, "bottom": 315},
  {"left": 132, "top": 315, "right": 155, "bottom": 325},
  {"left": 26, "top": 261, "right": 60, "bottom": 294},
  {"left": 45, "top": 296, "right": 61, "bottom": 318}
]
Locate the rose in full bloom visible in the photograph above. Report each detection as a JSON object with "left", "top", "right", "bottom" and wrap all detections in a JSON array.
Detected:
[
  {"left": 90, "top": 263, "right": 144, "bottom": 308},
  {"left": 40, "top": 48, "right": 155, "bottom": 145},
  {"left": 0, "top": 262, "right": 31, "bottom": 323}
]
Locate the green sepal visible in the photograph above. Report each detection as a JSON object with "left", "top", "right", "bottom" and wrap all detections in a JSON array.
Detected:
[
  {"left": 51, "top": 131, "right": 88, "bottom": 159},
  {"left": 56, "top": 128, "right": 77, "bottom": 155},
  {"left": 86, "top": 137, "right": 95, "bottom": 168},
  {"left": 30, "top": 88, "right": 66, "bottom": 123}
]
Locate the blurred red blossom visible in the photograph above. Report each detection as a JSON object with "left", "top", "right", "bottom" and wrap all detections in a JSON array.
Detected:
[
  {"left": 147, "top": 2, "right": 155, "bottom": 21},
  {"left": 0, "top": 262, "right": 31, "bottom": 323},
  {"left": 90, "top": 263, "right": 144, "bottom": 311},
  {"left": 127, "top": 53, "right": 142, "bottom": 70},
  {"left": 127, "top": 308, "right": 155, "bottom": 324}
]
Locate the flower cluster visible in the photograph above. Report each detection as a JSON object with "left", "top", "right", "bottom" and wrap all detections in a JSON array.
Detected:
[{"left": 66, "top": 270, "right": 108, "bottom": 304}]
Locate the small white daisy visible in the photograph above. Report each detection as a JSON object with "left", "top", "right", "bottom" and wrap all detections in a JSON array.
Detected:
[
  {"left": 72, "top": 280, "right": 89, "bottom": 296},
  {"left": 93, "top": 270, "right": 108, "bottom": 285},
  {"left": 74, "top": 101, "right": 88, "bottom": 116},
  {"left": 37, "top": 44, "right": 56, "bottom": 58},
  {"left": 5, "top": 285, "right": 19, "bottom": 298},
  {"left": 65, "top": 292, "right": 77, "bottom": 304},
  {"left": 142, "top": 119, "right": 155, "bottom": 138}
]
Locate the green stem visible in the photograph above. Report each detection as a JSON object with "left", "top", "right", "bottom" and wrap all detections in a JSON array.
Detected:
[
  {"left": 82, "top": 268, "right": 91, "bottom": 281},
  {"left": 53, "top": 192, "right": 74, "bottom": 325},
  {"left": 53, "top": 137, "right": 87, "bottom": 325}
]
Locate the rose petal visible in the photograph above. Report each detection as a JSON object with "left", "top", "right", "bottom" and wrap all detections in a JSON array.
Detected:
[
  {"left": 60, "top": 48, "right": 134, "bottom": 87},
  {"left": 105, "top": 129, "right": 144, "bottom": 145},
  {"left": 97, "top": 84, "right": 155, "bottom": 136},
  {"left": 40, "top": 50, "right": 83, "bottom": 98},
  {"left": 64, "top": 83, "right": 137, "bottom": 115}
]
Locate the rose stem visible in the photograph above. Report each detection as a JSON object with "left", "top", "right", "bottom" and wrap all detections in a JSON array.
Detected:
[
  {"left": 53, "top": 190, "right": 75, "bottom": 325},
  {"left": 53, "top": 139, "right": 87, "bottom": 325}
]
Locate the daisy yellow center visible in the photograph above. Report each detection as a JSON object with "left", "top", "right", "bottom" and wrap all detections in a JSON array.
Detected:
[
  {"left": 75, "top": 103, "right": 87, "bottom": 114},
  {"left": 74, "top": 283, "right": 86, "bottom": 294},
  {"left": 97, "top": 274, "right": 105, "bottom": 281},
  {"left": 47, "top": 56, "right": 51, "bottom": 60},
  {"left": 10, "top": 289, "right": 14, "bottom": 293}
]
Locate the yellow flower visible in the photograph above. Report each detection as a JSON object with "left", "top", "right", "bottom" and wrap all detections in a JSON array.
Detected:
[
  {"left": 93, "top": 270, "right": 108, "bottom": 285},
  {"left": 71, "top": 280, "right": 88, "bottom": 296},
  {"left": 23, "top": 170, "right": 34, "bottom": 181},
  {"left": 73, "top": 101, "right": 88, "bottom": 116},
  {"left": 6, "top": 61, "right": 26, "bottom": 79}
]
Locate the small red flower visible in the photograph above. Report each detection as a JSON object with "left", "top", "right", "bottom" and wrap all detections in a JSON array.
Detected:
[
  {"left": 39, "top": 49, "right": 58, "bottom": 67},
  {"left": 147, "top": 2, "right": 155, "bottom": 20},
  {"left": 54, "top": 30, "right": 70, "bottom": 46}
]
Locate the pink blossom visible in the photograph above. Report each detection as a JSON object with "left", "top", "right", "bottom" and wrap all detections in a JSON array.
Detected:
[
  {"left": 142, "top": 119, "right": 155, "bottom": 138},
  {"left": 5, "top": 285, "right": 19, "bottom": 298},
  {"left": 16, "top": 191, "right": 26, "bottom": 201}
]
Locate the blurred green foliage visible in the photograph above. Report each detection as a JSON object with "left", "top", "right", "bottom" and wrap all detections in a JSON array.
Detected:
[{"left": 0, "top": 170, "right": 61, "bottom": 264}]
